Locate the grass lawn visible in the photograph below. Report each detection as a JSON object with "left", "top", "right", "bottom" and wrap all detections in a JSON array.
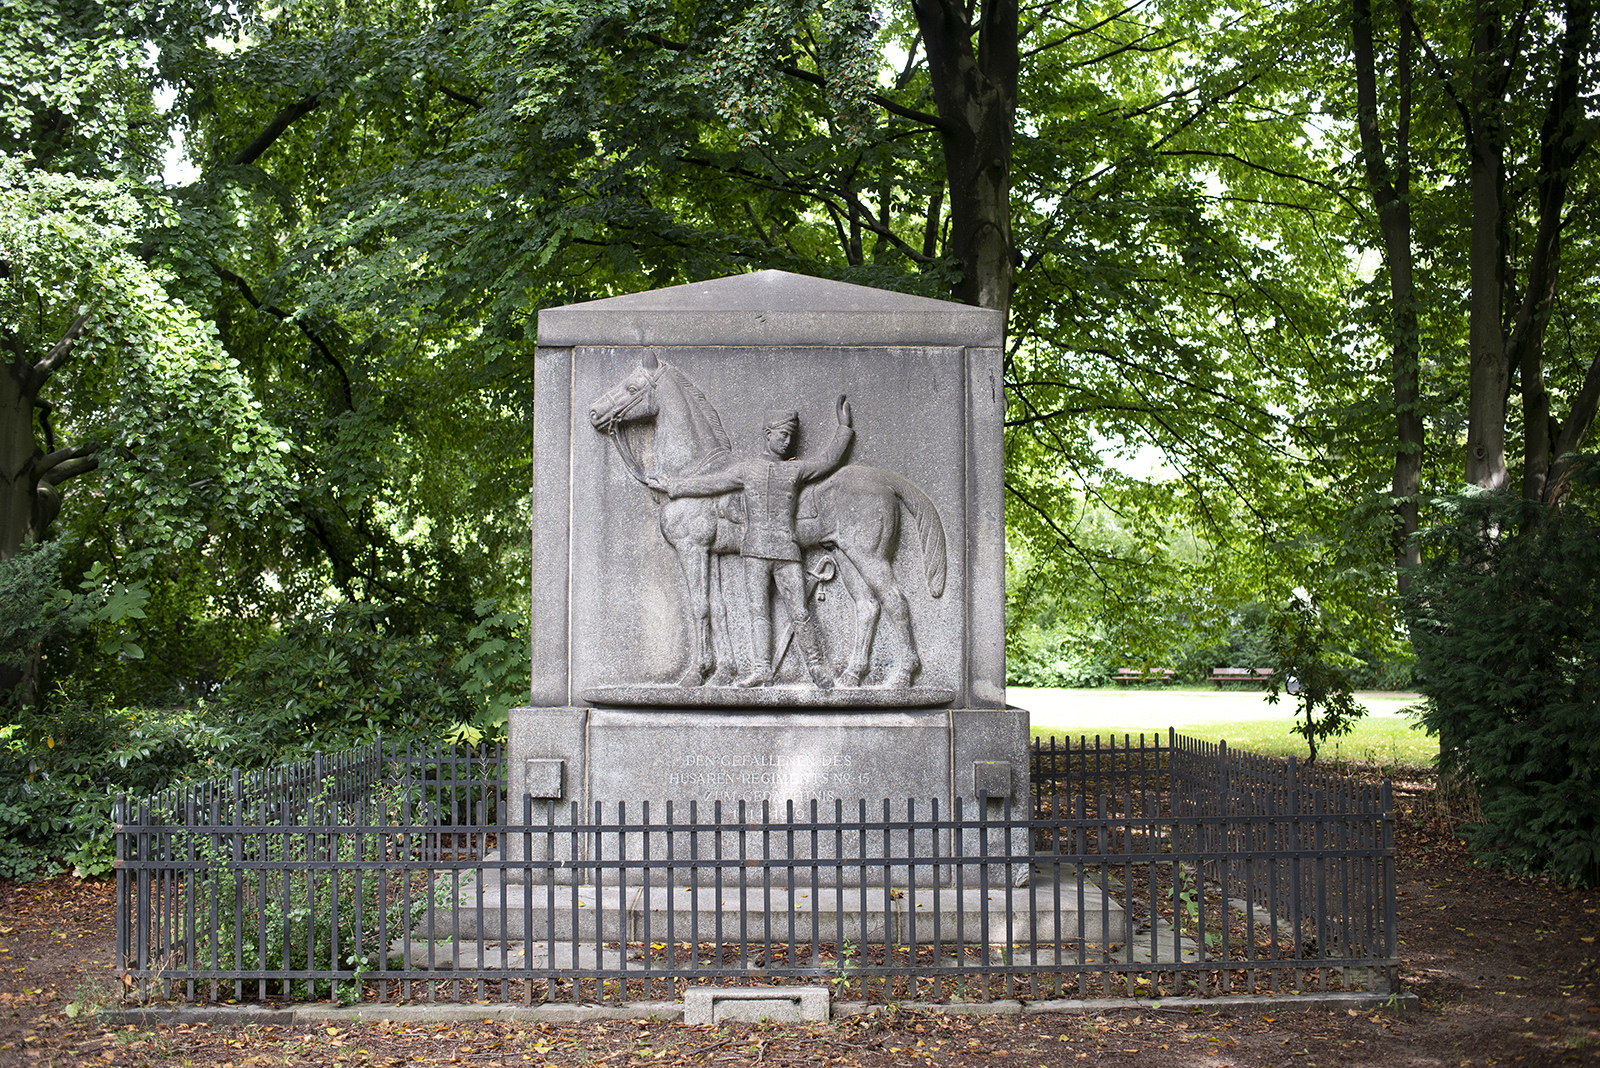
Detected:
[{"left": 1011, "top": 684, "right": 1439, "bottom": 769}]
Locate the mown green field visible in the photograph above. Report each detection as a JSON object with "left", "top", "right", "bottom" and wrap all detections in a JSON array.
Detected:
[{"left": 1013, "top": 686, "right": 1437, "bottom": 769}]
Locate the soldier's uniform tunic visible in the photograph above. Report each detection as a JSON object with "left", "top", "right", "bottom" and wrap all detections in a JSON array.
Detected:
[{"left": 667, "top": 417, "right": 853, "bottom": 687}]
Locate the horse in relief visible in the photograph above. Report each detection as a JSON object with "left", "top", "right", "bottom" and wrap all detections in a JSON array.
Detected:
[{"left": 587, "top": 351, "right": 947, "bottom": 690}]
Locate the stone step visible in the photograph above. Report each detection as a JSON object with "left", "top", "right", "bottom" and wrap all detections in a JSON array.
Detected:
[
  {"left": 1121, "top": 918, "right": 1205, "bottom": 964},
  {"left": 392, "top": 938, "right": 624, "bottom": 971},
  {"left": 415, "top": 876, "right": 1130, "bottom": 945},
  {"left": 394, "top": 932, "right": 1202, "bottom": 973}
]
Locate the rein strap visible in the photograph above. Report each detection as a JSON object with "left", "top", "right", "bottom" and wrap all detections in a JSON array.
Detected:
[{"left": 608, "top": 427, "right": 655, "bottom": 488}]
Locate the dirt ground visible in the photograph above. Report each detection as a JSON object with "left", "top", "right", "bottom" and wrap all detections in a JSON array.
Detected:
[{"left": 1, "top": 784, "right": 1597, "bottom": 1067}]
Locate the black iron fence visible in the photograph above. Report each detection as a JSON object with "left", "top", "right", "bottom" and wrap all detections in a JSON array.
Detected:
[{"left": 116, "top": 732, "right": 1397, "bottom": 1006}]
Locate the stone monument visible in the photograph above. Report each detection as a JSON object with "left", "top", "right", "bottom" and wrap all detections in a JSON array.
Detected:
[{"left": 508, "top": 270, "right": 1026, "bottom": 884}]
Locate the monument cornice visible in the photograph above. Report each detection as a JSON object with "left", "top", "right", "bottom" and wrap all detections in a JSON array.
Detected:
[{"left": 536, "top": 269, "right": 1005, "bottom": 349}]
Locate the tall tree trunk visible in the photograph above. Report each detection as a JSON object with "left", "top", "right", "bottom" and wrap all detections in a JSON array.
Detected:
[
  {"left": 1, "top": 356, "right": 43, "bottom": 706},
  {"left": 0, "top": 314, "right": 94, "bottom": 706},
  {"left": 911, "top": 0, "right": 1017, "bottom": 320},
  {"left": 1464, "top": 0, "right": 1511, "bottom": 490},
  {"left": 1518, "top": 0, "right": 1593, "bottom": 501},
  {"left": 2, "top": 349, "right": 45, "bottom": 562},
  {"left": 1353, "top": 0, "right": 1424, "bottom": 584}
]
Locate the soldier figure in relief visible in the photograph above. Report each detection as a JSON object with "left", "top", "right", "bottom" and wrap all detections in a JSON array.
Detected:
[{"left": 649, "top": 395, "right": 853, "bottom": 688}]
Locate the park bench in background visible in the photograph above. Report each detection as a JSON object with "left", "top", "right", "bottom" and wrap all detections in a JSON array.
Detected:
[
  {"left": 1113, "top": 667, "right": 1176, "bottom": 685},
  {"left": 1207, "top": 666, "right": 1277, "bottom": 687}
]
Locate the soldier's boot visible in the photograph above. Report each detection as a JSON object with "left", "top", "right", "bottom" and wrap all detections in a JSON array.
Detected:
[
  {"left": 794, "top": 617, "right": 834, "bottom": 690},
  {"left": 736, "top": 617, "right": 774, "bottom": 688}
]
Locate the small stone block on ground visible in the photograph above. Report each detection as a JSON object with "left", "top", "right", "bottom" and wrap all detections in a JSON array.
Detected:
[{"left": 683, "top": 986, "right": 829, "bottom": 1026}]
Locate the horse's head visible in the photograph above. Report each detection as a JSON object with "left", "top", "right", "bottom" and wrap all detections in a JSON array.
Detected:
[{"left": 588, "top": 351, "right": 666, "bottom": 434}]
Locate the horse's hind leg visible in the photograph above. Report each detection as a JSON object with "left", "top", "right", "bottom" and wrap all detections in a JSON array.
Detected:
[
  {"left": 830, "top": 554, "right": 878, "bottom": 688},
  {"left": 851, "top": 553, "right": 919, "bottom": 689}
]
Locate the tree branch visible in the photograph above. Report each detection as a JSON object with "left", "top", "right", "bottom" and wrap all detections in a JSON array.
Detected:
[
  {"left": 1552, "top": 344, "right": 1600, "bottom": 461},
  {"left": 635, "top": 29, "right": 945, "bottom": 127},
  {"left": 39, "top": 451, "right": 99, "bottom": 486},
  {"left": 775, "top": 64, "right": 947, "bottom": 128},
  {"left": 1148, "top": 70, "right": 1264, "bottom": 153},
  {"left": 1158, "top": 149, "right": 1363, "bottom": 212},
  {"left": 37, "top": 441, "right": 97, "bottom": 474},
  {"left": 433, "top": 82, "right": 483, "bottom": 110},
  {"left": 30, "top": 310, "right": 94, "bottom": 389},
  {"left": 1020, "top": 2, "right": 1150, "bottom": 59},
  {"left": 209, "top": 261, "right": 353, "bottom": 408},
  {"left": 34, "top": 398, "right": 55, "bottom": 454},
  {"left": 1401, "top": 7, "right": 1476, "bottom": 151},
  {"left": 1049, "top": 32, "right": 1172, "bottom": 70},
  {"left": 742, "top": 202, "right": 777, "bottom": 246},
  {"left": 1004, "top": 480, "right": 1106, "bottom": 584},
  {"left": 836, "top": 188, "right": 935, "bottom": 265},
  {"left": 229, "top": 90, "right": 323, "bottom": 167}
]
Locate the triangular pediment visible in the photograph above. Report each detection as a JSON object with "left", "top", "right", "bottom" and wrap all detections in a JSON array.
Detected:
[
  {"left": 551, "top": 270, "right": 963, "bottom": 313},
  {"left": 537, "top": 270, "right": 1002, "bottom": 348}
]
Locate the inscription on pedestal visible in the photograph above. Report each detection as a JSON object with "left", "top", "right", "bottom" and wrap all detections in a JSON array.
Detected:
[
  {"left": 587, "top": 709, "right": 951, "bottom": 814},
  {"left": 583, "top": 708, "right": 952, "bottom": 885},
  {"left": 667, "top": 752, "right": 855, "bottom": 792}
]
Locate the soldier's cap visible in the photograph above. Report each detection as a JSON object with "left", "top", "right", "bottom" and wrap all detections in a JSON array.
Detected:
[{"left": 764, "top": 409, "right": 799, "bottom": 432}]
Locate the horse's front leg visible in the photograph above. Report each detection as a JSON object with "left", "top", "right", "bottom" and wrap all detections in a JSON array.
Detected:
[
  {"left": 662, "top": 501, "right": 718, "bottom": 687},
  {"left": 673, "top": 547, "right": 716, "bottom": 687}
]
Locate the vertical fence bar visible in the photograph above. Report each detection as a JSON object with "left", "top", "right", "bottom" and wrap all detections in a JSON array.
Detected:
[{"left": 114, "top": 795, "right": 129, "bottom": 993}]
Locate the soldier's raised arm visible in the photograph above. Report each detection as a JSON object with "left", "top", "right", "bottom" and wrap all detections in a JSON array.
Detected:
[{"left": 797, "top": 396, "right": 853, "bottom": 481}]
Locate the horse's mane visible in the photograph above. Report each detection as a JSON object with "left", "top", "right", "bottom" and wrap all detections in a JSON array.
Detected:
[{"left": 662, "top": 363, "right": 731, "bottom": 451}]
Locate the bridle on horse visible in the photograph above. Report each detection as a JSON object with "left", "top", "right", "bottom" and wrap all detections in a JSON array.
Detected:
[{"left": 603, "top": 360, "right": 667, "bottom": 489}]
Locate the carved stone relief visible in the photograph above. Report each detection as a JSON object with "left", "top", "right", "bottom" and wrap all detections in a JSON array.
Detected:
[{"left": 581, "top": 349, "right": 953, "bottom": 708}]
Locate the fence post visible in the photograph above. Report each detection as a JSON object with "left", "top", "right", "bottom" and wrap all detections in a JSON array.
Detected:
[
  {"left": 1381, "top": 779, "right": 1399, "bottom": 994},
  {"left": 114, "top": 794, "right": 128, "bottom": 984}
]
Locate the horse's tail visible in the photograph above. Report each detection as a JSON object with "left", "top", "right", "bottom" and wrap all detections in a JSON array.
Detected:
[{"left": 888, "top": 471, "right": 947, "bottom": 598}]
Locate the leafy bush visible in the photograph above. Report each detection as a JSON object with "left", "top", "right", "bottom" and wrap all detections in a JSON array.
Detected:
[
  {"left": 217, "top": 600, "right": 523, "bottom": 763},
  {"left": 190, "top": 783, "right": 442, "bottom": 1004},
  {"left": 1406, "top": 478, "right": 1600, "bottom": 887},
  {"left": 0, "top": 590, "right": 527, "bottom": 879},
  {"left": 1007, "top": 623, "right": 1114, "bottom": 687},
  {"left": 448, "top": 599, "right": 530, "bottom": 741},
  {"left": 1, "top": 542, "right": 81, "bottom": 701},
  {"left": 1263, "top": 594, "right": 1366, "bottom": 764},
  {"left": 0, "top": 703, "right": 232, "bottom": 879},
  {"left": 1, "top": 543, "right": 149, "bottom": 708}
]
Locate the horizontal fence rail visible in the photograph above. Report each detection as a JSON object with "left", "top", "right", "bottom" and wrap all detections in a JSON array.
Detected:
[{"left": 116, "top": 733, "right": 1397, "bottom": 1006}]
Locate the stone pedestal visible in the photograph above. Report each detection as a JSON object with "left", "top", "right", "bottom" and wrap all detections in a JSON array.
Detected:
[
  {"left": 511, "top": 271, "right": 1023, "bottom": 886},
  {"left": 506, "top": 705, "right": 1028, "bottom": 885}
]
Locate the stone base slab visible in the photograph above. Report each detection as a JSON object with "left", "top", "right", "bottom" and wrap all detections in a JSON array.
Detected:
[{"left": 581, "top": 684, "right": 955, "bottom": 709}]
